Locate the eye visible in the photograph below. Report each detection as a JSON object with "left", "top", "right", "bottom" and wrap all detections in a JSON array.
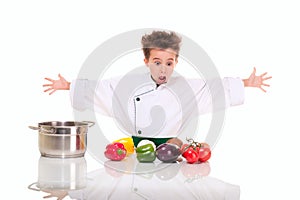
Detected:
[
  {"left": 155, "top": 61, "right": 161, "bottom": 66},
  {"left": 166, "top": 62, "right": 174, "bottom": 67}
]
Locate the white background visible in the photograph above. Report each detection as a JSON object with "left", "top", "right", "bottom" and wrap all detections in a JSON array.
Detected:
[{"left": 1, "top": 0, "right": 299, "bottom": 199}]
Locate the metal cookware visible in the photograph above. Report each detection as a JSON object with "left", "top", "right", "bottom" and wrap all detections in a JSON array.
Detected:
[{"left": 29, "top": 121, "right": 95, "bottom": 158}]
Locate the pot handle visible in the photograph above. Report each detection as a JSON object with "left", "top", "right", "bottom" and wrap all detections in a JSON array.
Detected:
[
  {"left": 28, "top": 126, "right": 56, "bottom": 134},
  {"left": 82, "top": 121, "right": 95, "bottom": 127},
  {"left": 28, "top": 182, "right": 40, "bottom": 191},
  {"left": 28, "top": 126, "right": 39, "bottom": 131}
]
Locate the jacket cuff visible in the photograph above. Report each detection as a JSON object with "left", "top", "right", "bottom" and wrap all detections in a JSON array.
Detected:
[
  {"left": 70, "top": 79, "right": 87, "bottom": 111},
  {"left": 225, "top": 77, "right": 245, "bottom": 106}
]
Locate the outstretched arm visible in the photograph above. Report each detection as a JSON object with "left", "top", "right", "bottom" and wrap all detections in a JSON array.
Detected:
[
  {"left": 43, "top": 74, "right": 70, "bottom": 95},
  {"left": 243, "top": 67, "right": 272, "bottom": 92}
]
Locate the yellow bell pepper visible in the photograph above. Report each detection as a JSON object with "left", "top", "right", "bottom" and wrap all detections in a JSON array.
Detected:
[{"left": 114, "top": 137, "right": 135, "bottom": 154}]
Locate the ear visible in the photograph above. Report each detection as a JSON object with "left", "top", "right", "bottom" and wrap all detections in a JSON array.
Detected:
[
  {"left": 174, "top": 58, "right": 178, "bottom": 67},
  {"left": 144, "top": 58, "right": 149, "bottom": 66}
]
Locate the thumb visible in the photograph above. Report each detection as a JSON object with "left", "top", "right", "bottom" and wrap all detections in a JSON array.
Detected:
[
  {"left": 58, "top": 73, "right": 65, "bottom": 80},
  {"left": 43, "top": 194, "right": 52, "bottom": 198},
  {"left": 252, "top": 67, "right": 256, "bottom": 75}
]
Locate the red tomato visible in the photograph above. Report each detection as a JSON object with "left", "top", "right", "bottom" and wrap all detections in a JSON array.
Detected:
[
  {"left": 182, "top": 147, "right": 199, "bottom": 164},
  {"left": 198, "top": 147, "right": 211, "bottom": 162}
]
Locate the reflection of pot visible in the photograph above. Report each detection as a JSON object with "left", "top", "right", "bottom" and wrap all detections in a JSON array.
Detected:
[
  {"left": 29, "top": 121, "right": 94, "bottom": 158},
  {"left": 28, "top": 156, "right": 87, "bottom": 192}
]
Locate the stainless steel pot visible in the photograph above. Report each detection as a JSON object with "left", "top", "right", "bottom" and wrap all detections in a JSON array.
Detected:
[{"left": 29, "top": 121, "right": 95, "bottom": 158}]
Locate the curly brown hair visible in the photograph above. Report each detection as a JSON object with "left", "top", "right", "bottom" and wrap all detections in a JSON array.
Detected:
[{"left": 141, "top": 30, "right": 182, "bottom": 60}]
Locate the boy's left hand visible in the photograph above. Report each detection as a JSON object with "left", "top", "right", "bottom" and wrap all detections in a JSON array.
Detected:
[{"left": 243, "top": 67, "right": 272, "bottom": 92}]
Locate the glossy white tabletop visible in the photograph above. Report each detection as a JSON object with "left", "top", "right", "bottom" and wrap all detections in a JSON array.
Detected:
[{"left": 26, "top": 154, "right": 239, "bottom": 200}]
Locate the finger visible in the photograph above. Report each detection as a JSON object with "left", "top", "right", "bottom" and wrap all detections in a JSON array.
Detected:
[
  {"left": 58, "top": 73, "right": 66, "bottom": 81},
  {"left": 44, "top": 77, "right": 54, "bottom": 82},
  {"left": 59, "top": 74, "right": 67, "bottom": 83},
  {"left": 44, "top": 88, "right": 53, "bottom": 93},
  {"left": 260, "top": 72, "right": 267, "bottom": 77},
  {"left": 252, "top": 67, "right": 256, "bottom": 75},
  {"left": 262, "top": 83, "right": 270, "bottom": 87},
  {"left": 263, "top": 76, "right": 272, "bottom": 80},
  {"left": 259, "top": 86, "right": 266, "bottom": 92},
  {"left": 43, "top": 84, "right": 53, "bottom": 87},
  {"left": 43, "top": 194, "right": 52, "bottom": 198},
  {"left": 49, "top": 89, "right": 56, "bottom": 95}
]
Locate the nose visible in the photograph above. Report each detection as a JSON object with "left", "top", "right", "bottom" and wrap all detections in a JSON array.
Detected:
[{"left": 160, "top": 65, "right": 166, "bottom": 73}]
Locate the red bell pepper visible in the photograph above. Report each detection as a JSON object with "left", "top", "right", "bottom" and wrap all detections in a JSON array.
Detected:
[{"left": 104, "top": 142, "right": 127, "bottom": 161}]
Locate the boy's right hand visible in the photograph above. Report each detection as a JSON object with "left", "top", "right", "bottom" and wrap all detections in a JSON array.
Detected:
[{"left": 43, "top": 74, "right": 70, "bottom": 95}]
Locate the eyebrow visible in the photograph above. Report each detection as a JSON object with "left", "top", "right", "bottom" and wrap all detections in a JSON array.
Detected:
[{"left": 153, "top": 57, "right": 174, "bottom": 61}]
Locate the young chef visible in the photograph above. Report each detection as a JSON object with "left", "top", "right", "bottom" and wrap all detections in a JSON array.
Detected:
[{"left": 43, "top": 30, "right": 272, "bottom": 145}]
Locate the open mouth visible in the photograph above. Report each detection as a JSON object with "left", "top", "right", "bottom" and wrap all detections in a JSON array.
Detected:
[{"left": 158, "top": 76, "right": 166, "bottom": 82}]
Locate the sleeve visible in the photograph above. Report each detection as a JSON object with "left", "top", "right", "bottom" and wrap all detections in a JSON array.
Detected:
[
  {"left": 189, "top": 77, "right": 245, "bottom": 114},
  {"left": 69, "top": 78, "right": 115, "bottom": 116},
  {"left": 223, "top": 77, "right": 245, "bottom": 106}
]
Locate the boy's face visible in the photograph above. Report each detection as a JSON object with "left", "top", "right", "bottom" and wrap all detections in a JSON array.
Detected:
[{"left": 144, "top": 48, "right": 178, "bottom": 85}]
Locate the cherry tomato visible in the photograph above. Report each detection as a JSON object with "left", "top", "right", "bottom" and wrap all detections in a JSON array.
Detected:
[
  {"left": 182, "top": 147, "right": 199, "bottom": 164},
  {"left": 198, "top": 147, "right": 211, "bottom": 162}
]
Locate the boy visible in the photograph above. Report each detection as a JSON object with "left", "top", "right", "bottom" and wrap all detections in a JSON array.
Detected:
[{"left": 43, "top": 30, "right": 271, "bottom": 146}]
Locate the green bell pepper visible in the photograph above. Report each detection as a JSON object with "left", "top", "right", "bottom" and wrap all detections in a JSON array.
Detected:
[{"left": 136, "top": 143, "right": 156, "bottom": 162}]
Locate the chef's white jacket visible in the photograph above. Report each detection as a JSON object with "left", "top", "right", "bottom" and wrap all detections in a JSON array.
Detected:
[{"left": 70, "top": 70, "right": 244, "bottom": 138}]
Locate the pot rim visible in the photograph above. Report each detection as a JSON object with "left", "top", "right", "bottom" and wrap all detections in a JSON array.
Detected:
[
  {"left": 37, "top": 121, "right": 94, "bottom": 128},
  {"left": 29, "top": 121, "right": 94, "bottom": 135}
]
